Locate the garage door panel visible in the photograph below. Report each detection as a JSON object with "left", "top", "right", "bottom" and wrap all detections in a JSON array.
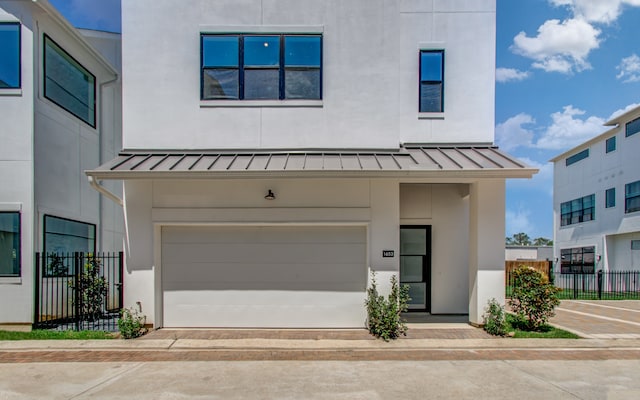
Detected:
[
  {"left": 162, "top": 225, "right": 367, "bottom": 328},
  {"left": 162, "top": 243, "right": 366, "bottom": 264}
]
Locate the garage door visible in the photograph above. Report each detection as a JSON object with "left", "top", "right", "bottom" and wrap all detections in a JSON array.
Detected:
[{"left": 161, "top": 225, "right": 367, "bottom": 328}]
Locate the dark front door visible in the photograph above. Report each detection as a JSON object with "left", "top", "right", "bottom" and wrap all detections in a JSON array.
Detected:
[{"left": 400, "top": 226, "right": 431, "bottom": 312}]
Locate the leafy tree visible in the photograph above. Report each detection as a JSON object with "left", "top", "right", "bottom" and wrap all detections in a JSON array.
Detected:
[
  {"left": 506, "top": 232, "right": 532, "bottom": 246},
  {"left": 508, "top": 265, "right": 560, "bottom": 330},
  {"left": 533, "top": 237, "right": 553, "bottom": 246}
]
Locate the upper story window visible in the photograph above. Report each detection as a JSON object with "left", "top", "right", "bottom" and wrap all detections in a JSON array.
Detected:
[
  {"left": 625, "top": 180, "right": 640, "bottom": 214},
  {"left": 626, "top": 116, "right": 640, "bottom": 138},
  {"left": 606, "top": 188, "right": 616, "bottom": 208},
  {"left": 0, "top": 22, "right": 20, "bottom": 89},
  {"left": 43, "top": 215, "right": 96, "bottom": 276},
  {"left": 201, "top": 34, "right": 322, "bottom": 101},
  {"left": 0, "top": 212, "right": 20, "bottom": 277},
  {"left": 606, "top": 136, "right": 616, "bottom": 153},
  {"left": 565, "top": 148, "right": 589, "bottom": 166},
  {"left": 44, "top": 35, "right": 96, "bottom": 127},
  {"left": 419, "top": 50, "right": 444, "bottom": 113},
  {"left": 561, "top": 194, "right": 595, "bottom": 226}
]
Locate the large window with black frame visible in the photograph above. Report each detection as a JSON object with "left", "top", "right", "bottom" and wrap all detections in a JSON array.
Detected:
[{"left": 560, "top": 246, "right": 595, "bottom": 274}]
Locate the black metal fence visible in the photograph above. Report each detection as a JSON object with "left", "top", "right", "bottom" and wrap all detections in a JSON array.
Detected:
[
  {"left": 507, "top": 268, "right": 640, "bottom": 300},
  {"left": 34, "top": 252, "right": 124, "bottom": 331}
]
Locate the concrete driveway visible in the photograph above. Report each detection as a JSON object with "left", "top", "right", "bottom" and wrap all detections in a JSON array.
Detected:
[{"left": 551, "top": 300, "right": 640, "bottom": 338}]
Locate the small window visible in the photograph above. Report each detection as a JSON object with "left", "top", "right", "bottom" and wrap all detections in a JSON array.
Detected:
[
  {"left": 0, "top": 212, "right": 20, "bottom": 277},
  {"left": 560, "top": 194, "right": 595, "bottom": 226},
  {"left": 626, "top": 116, "right": 640, "bottom": 138},
  {"left": 0, "top": 22, "right": 20, "bottom": 89},
  {"left": 625, "top": 180, "right": 640, "bottom": 214},
  {"left": 606, "top": 188, "right": 616, "bottom": 208},
  {"left": 201, "top": 34, "right": 322, "bottom": 101},
  {"left": 44, "top": 35, "right": 96, "bottom": 127},
  {"left": 606, "top": 136, "right": 616, "bottom": 153},
  {"left": 631, "top": 240, "right": 640, "bottom": 250},
  {"left": 419, "top": 50, "right": 444, "bottom": 113},
  {"left": 560, "top": 246, "right": 595, "bottom": 274},
  {"left": 43, "top": 215, "right": 96, "bottom": 276},
  {"left": 566, "top": 148, "right": 589, "bottom": 166}
]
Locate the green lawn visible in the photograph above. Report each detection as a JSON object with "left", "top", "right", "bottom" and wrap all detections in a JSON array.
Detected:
[
  {"left": 0, "top": 330, "right": 115, "bottom": 340},
  {"left": 505, "top": 314, "right": 580, "bottom": 339}
]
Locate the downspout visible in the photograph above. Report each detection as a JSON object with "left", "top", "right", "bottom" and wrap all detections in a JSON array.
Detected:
[{"left": 88, "top": 175, "right": 123, "bottom": 207}]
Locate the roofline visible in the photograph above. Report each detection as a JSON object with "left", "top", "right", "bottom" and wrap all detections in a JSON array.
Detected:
[
  {"left": 85, "top": 168, "right": 538, "bottom": 181},
  {"left": 31, "top": 0, "right": 118, "bottom": 77},
  {"left": 604, "top": 104, "right": 640, "bottom": 126},
  {"left": 549, "top": 125, "right": 617, "bottom": 162}
]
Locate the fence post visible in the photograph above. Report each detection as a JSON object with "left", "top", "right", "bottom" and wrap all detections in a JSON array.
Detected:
[
  {"left": 33, "top": 253, "right": 41, "bottom": 328},
  {"left": 74, "top": 252, "right": 82, "bottom": 331},
  {"left": 597, "top": 270, "right": 603, "bottom": 300},
  {"left": 118, "top": 251, "right": 124, "bottom": 310}
]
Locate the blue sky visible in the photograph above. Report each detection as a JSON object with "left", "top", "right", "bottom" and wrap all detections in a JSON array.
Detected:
[{"left": 49, "top": 0, "right": 640, "bottom": 240}]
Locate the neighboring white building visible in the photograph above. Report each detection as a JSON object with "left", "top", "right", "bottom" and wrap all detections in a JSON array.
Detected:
[
  {"left": 506, "top": 246, "right": 553, "bottom": 261},
  {"left": 87, "top": 0, "right": 536, "bottom": 328},
  {"left": 552, "top": 105, "right": 640, "bottom": 274},
  {"left": 0, "top": 0, "right": 123, "bottom": 329}
]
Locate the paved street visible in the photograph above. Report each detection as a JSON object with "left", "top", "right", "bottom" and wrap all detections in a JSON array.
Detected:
[{"left": 1, "top": 360, "right": 640, "bottom": 399}]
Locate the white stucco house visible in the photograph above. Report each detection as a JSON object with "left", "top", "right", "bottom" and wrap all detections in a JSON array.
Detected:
[
  {"left": 552, "top": 105, "right": 640, "bottom": 274},
  {"left": 86, "top": 0, "right": 536, "bottom": 328},
  {"left": 0, "top": 0, "right": 123, "bottom": 330}
]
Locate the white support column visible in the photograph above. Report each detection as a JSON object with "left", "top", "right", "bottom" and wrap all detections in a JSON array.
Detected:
[
  {"left": 369, "top": 179, "right": 400, "bottom": 296},
  {"left": 468, "top": 180, "right": 506, "bottom": 325}
]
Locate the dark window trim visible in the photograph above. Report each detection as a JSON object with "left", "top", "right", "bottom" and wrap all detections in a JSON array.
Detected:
[
  {"left": 560, "top": 194, "right": 595, "bottom": 226},
  {"left": 605, "top": 188, "right": 616, "bottom": 209},
  {"left": 625, "top": 180, "right": 640, "bottom": 214},
  {"left": 560, "top": 246, "right": 595, "bottom": 274},
  {"left": 200, "top": 33, "right": 323, "bottom": 101},
  {"left": 43, "top": 34, "right": 97, "bottom": 128},
  {"left": 605, "top": 136, "right": 616, "bottom": 153},
  {"left": 419, "top": 49, "right": 444, "bottom": 113},
  {"left": 0, "top": 22, "right": 21, "bottom": 89},
  {"left": 566, "top": 148, "right": 589, "bottom": 166},
  {"left": 0, "top": 211, "right": 21, "bottom": 277},
  {"left": 626, "top": 116, "right": 640, "bottom": 138}
]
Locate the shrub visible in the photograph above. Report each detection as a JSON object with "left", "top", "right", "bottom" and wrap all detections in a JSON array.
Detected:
[
  {"left": 508, "top": 265, "right": 561, "bottom": 331},
  {"left": 118, "top": 306, "right": 148, "bottom": 339},
  {"left": 365, "top": 272, "right": 410, "bottom": 341},
  {"left": 69, "top": 255, "right": 108, "bottom": 321},
  {"left": 482, "top": 298, "right": 508, "bottom": 336}
]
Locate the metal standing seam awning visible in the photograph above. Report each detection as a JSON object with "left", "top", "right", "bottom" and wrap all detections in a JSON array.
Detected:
[{"left": 85, "top": 144, "right": 538, "bottom": 180}]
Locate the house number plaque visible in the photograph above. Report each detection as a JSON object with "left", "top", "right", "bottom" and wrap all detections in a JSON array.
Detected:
[{"left": 382, "top": 250, "right": 394, "bottom": 258}]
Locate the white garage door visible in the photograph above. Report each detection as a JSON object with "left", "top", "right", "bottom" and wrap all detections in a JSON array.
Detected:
[{"left": 161, "top": 225, "right": 367, "bottom": 328}]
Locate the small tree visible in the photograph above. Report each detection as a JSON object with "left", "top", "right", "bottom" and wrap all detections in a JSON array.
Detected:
[
  {"left": 508, "top": 265, "right": 560, "bottom": 330},
  {"left": 70, "top": 255, "right": 109, "bottom": 322},
  {"left": 482, "top": 298, "right": 508, "bottom": 336},
  {"left": 365, "top": 272, "right": 410, "bottom": 341}
]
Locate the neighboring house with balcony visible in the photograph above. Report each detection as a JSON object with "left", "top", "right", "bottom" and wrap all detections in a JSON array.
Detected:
[
  {"left": 552, "top": 105, "right": 640, "bottom": 275},
  {"left": 86, "top": 0, "right": 536, "bottom": 328},
  {"left": 0, "top": 0, "right": 123, "bottom": 330}
]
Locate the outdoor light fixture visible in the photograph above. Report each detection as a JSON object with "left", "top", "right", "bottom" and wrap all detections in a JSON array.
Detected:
[
  {"left": 597, "top": 254, "right": 602, "bottom": 262},
  {"left": 264, "top": 189, "right": 276, "bottom": 200}
]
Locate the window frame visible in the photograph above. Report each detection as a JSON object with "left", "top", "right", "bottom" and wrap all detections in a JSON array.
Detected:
[
  {"left": 200, "top": 33, "right": 323, "bottom": 102},
  {"left": 0, "top": 22, "right": 21, "bottom": 90},
  {"left": 605, "top": 188, "right": 616, "bottom": 209},
  {"left": 560, "top": 246, "right": 595, "bottom": 274},
  {"left": 43, "top": 215, "right": 96, "bottom": 277},
  {"left": 43, "top": 34, "right": 96, "bottom": 127},
  {"left": 565, "top": 148, "right": 589, "bottom": 166},
  {"left": 626, "top": 116, "right": 640, "bottom": 138},
  {"left": 0, "top": 211, "right": 21, "bottom": 277},
  {"left": 419, "top": 49, "right": 444, "bottom": 113},
  {"left": 625, "top": 180, "right": 640, "bottom": 214},
  {"left": 605, "top": 136, "right": 616, "bottom": 153},
  {"left": 560, "top": 194, "right": 595, "bottom": 226}
]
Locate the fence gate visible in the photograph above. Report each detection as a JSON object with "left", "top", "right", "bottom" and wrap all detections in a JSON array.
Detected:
[{"left": 33, "top": 252, "right": 124, "bottom": 331}]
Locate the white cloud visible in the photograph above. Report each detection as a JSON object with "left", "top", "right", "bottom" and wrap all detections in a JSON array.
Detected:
[
  {"left": 511, "top": 18, "right": 600, "bottom": 73},
  {"left": 506, "top": 208, "right": 533, "bottom": 237},
  {"left": 496, "top": 68, "right": 530, "bottom": 83},
  {"left": 616, "top": 54, "right": 640, "bottom": 82},
  {"left": 535, "top": 106, "right": 606, "bottom": 149},
  {"left": 550, "top": 0, "right": 640, "bottom": 24},
  {"left": 495, "top": 113, "right": 535, "bottom": 151},
  {"left": 509, "top": 158, "right": 554, "bottom": 196},
  {"left": 609, "top": 102, "right": 640, "bottom": 119}
]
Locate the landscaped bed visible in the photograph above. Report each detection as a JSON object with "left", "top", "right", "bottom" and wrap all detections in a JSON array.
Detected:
[{"left": 0, "top": 330, "right": 115, "bottom": 340}]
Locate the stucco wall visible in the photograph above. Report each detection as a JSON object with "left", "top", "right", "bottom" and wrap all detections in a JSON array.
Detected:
[{"left": 121, "top": 0, "right": 496, "bottom": 150}]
